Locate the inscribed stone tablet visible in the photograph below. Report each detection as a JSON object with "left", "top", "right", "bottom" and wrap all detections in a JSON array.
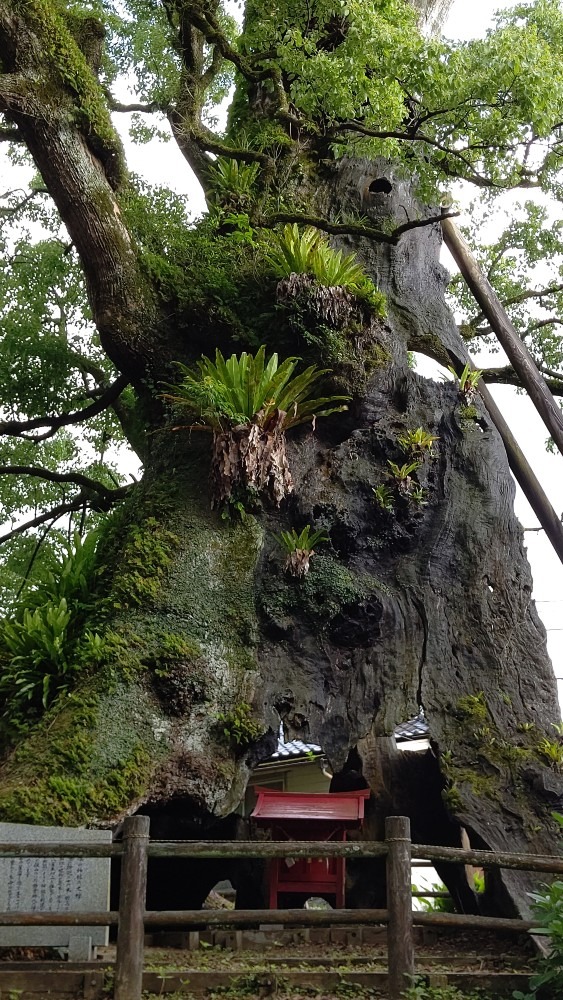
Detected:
[{"left": 0, "top": 823, "right": 111, "bottom": 951}]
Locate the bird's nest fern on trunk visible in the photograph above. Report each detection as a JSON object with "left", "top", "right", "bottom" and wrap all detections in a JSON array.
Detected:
[{"left": 162, "top": 346, "right": 348, "bottom": 506}]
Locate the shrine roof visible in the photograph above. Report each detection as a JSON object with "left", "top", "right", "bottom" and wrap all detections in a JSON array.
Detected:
[{"left": 251, "top": 788, "right": 370, "bottom": 823}]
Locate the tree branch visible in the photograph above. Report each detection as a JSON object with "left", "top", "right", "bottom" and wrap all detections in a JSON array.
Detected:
[
  {"left": 184, "top": 7, "right": 274, "bottom": 85},
  {"left": 0, "top": 504, "right": 80, "bottom": 547},
  {"left": 539, "top": 363, "right": 563, "bottom": 381},
  {"left": 262, "top": 211, "right": 458, "bottom": 246},
  {"left": 201, "top": 44, "right": 223, "bottom": 90},
  {"left": 468, "top": 283, "right": 563, "bottom": 330},
  {"left": 0, "top": 374, "right": 130, "bottom": 441},
  {"left": 168, "top": 112, "right": 275, "bottom": 194},
  {"left": 0, "top": 125, "right": 21, "bottom": 142},
  {"left": 393, "top": 213, "right": 460, "bottom": 239},
  {"left": 481, "top": 365, "right": 563, "bottom": 396},
  {"left": 334, "top": 115, "right": 547, "bottom": 190},
  {"left": 106, "top": 94, "right": 165, "bottom": 114},
  {"left": 0, "top": 187, "right": 44, "bottom": 218},
  {"left": 334, "top": 120, "right": 506, "bottom": 188},
  {"left": 0, "top": 498, "right": 98, "bottom": 547},
  {"left": 0, "top": 6, "right": 158, "bottom": 377},
  {"left": 189, "top": 119, "right": 275, "bottom": 170},
  {"left": 14, "top": 518, "right": 59, "bottom": 600},
  {"left": 526, "top": 318, "right": 563, "bottom": 334},
  {"left": 0, "top": 465, "right": 130, "bottom": 499}
]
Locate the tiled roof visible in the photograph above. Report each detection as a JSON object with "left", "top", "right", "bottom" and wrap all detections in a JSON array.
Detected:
[
  {"left": 270, "top": 727, "right": 322, "bottom": 759},
  {"left": 394, "top": 711, "right": 430, "bottom": 741},
  {"left": 270, "top": 712, "right": 429, "bottom": 760}
]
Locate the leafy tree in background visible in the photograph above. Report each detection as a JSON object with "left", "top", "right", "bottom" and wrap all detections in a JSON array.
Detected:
[{"left": 0, "top": 0, "right": 562, "bottom": 917}]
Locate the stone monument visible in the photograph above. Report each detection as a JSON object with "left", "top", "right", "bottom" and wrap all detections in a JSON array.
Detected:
[{"left": 0, "top": 823, "right": 111, "bottom": 960}]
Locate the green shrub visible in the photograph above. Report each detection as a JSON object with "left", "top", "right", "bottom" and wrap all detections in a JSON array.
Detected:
[
  {"left": 513, "top": 880, "right": 563, "bottom": 999},
  {"left": 0, "top": 531, "right": 101, "bottom": 735},
  {"left": 276, "top": 524, "right": 329, "bottom": 578},
  {"left": 0, "top": 598, "right": 72, "bottom": 709},
  {"left": 415, "top": 881, "right": 455, "bottom": 913},
  {"left": 387, "top": 460, "right": 421, "bottom": 482},
  {"left": 406, "top": 983, "right": 491, "bottom": 1000},
  {"left": 398, "top": 426, "right": 439, "bottom": 458},
  {"left": 445, "top": 362, "right": 483, "bottom": 397},
  {"left": 536, "top": 737, "right": 563, "bottom": 767},
  {"left": 207, "top": 157, "right": 260, "bottom": 211},
  {"left": 19, "top": 529, "right": 99, "bottom": 614},
  {"left": 372, "top": 484, "right": 395, "bottom": 512}
]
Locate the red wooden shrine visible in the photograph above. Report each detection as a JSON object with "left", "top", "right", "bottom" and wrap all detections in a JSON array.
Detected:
[{"left": 251, "top": 788, "right": 370, "bottom": 908}]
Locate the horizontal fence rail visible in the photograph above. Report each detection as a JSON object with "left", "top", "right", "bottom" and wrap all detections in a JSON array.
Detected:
[
  {"left": 0, "top": 842, "right": 122, "bottom": 858},
  {"left": 0, "top": 912, "right": 119, "bottom": 926},
  {"left": 412, "top": 843, "right": 563, "bottom": 874},
  {"left": 2, "top": 838, "right": 562, "bottom": 869},
  {"left": 0, "top": 907, "right": 536, "bottom": 932},
  {"left": 1, "top": 816, "right": 561, "bottom": 1000}
]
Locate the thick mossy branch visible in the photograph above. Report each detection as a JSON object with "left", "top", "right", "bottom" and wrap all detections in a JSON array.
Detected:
[
  {"left": 189, "top": 129, "right": 274, "bottom": 170},
  {"left": 8, "top": 0, "right": 125, "bottom": 188},
  {"left": 168, "top": 108, "right": 275, "bottom": 194}
]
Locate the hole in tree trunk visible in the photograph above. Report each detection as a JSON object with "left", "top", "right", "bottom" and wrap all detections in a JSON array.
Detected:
[
  {"left": 110, "top": 797, "right": 267, "bottom": 928},
  {"left": 368, "top": 178, "right": 393, "bottom": 194}
]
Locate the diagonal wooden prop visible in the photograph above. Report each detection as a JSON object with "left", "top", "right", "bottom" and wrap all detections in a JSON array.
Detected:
[{"left": 441, "top": 213, "right": 563, "bottom": 566}]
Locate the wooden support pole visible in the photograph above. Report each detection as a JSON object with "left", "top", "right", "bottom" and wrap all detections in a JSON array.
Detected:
[
  {"left": 115, "top": 815, "right": 149, "bottom": 1000},
  {"left": 442, "top": 214, "right": 563, "bottom": 457},
  {"left": 386, "top": 816, "right": 414, "bottom": 1000},
  {"left": 477, "top": 382, "right": 563, "bottom": 566}
]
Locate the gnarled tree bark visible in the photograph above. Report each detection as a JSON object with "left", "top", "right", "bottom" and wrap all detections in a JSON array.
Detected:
[{"left": 0, "top": 0, "right": 560, "bottom": 924}]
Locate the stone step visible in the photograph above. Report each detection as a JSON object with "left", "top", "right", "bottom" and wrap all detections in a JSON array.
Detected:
[
  {"left": 0, "top": 966, "right": 534, "bottom": 999},
  {"left": 143, "top": 969, "right": 532, "bottom": 995}
]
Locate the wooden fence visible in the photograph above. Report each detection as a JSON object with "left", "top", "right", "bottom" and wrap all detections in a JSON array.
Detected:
[{"left": 1, "top": 814, "right": 562, "bottom": 1000}]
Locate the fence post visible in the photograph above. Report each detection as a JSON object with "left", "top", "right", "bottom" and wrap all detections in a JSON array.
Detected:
[
  {"left": 386, "top": 815, "right": 414, "bottom": 1000},
  {"left": 115, "top": 815, "right": 150, "bottom": 1000}
]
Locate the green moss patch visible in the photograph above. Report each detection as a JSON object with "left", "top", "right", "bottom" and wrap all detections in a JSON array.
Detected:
[
  {"left": 261, "top": 553, "right": 388, "bottom": 631},
  {"left": 0, "top": 679, "right": 164, "bottom": 825},
  {"left": 456, "top": 692, "right": 488, "bottom": 723}
]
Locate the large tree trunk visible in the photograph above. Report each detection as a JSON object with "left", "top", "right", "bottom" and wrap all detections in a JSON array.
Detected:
[
  {"left": 1, "top": 155, "right": 560, "bottom": 923},
  {"left": 0, "top": 0, "right": 561, "bottom": 923}
]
